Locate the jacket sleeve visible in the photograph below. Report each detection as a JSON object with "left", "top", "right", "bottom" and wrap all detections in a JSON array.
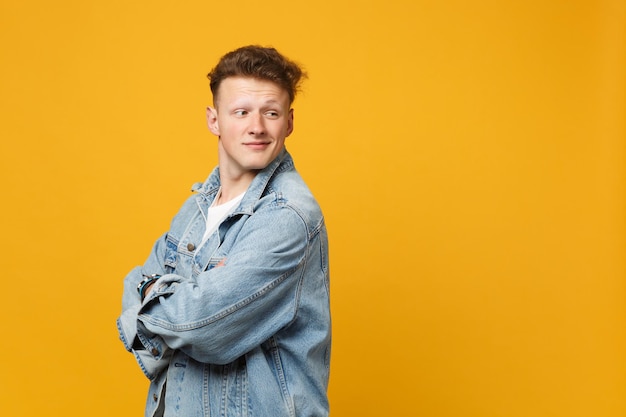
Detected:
[
  {"left": 116, "top": 234, "right": 176, "bottom": 380},
  {"left": 135, "top": 203, "right": 312, "bottom": 365}
]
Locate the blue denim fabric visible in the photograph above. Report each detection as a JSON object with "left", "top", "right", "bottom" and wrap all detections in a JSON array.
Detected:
[{"left": 117, "top": 149, "right": 331, "bottom": 417}]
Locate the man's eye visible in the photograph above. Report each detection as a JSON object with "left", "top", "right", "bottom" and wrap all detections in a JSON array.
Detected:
[
  {"left": 234, "top": 110, "right": 248, "bottom": 116},
  {"left": 266, "top": 111, "right": 279, "bottom": 118}
]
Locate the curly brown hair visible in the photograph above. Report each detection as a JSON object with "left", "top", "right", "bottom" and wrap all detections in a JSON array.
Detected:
[{"left": 207, "top": 45, "right": 306, "bottom": 105}]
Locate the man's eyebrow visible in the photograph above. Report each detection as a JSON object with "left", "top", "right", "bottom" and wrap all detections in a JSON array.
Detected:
[{"left": 263, "top": 99, "right": 291, "bottom": 110}]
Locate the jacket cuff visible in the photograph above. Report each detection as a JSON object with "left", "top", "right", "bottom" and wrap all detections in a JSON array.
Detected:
[
  {"left": 117, "top": 305, "right": 172, "bottom": 381},
  {"left": 132, "top": 347, "right": 172, "bottom": 381},
  {"left": 117, "top": 305, "right": 141, "bottom": 352}
]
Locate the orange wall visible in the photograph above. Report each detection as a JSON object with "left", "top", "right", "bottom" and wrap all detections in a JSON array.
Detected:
[{"left": 0, "top": 1, "right": 624, "bottom": 416}]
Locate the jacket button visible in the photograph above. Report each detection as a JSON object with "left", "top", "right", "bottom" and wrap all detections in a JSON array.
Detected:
[
  {"left": 187, "top": 242, "right": 195, "bottom": 251},
  {"left": 151, "top": 348, "right": 159, "bottom": 356},
  {"left": 153, "top": 393, "right": 158, "bottom": 402}
]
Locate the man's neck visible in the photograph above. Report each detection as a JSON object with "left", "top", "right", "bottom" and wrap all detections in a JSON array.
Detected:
[{"left": 217, "top": 170, "right": 255, "bottom": 205}]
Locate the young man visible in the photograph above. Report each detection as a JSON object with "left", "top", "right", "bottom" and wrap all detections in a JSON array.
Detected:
[{"left": 117, "top": 46, "right": 331, "bottom": 417}]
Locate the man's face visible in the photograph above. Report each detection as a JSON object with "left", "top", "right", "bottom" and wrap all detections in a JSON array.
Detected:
[{"left": 207, "top": 77, "right": 293, "bottom": 180}]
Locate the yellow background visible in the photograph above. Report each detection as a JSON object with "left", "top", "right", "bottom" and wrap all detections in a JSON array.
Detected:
[{"left": 1, "top": 1, "right": 624, "bottom": 416}]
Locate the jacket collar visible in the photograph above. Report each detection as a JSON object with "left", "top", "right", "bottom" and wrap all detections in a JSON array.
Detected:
[{"left": 191, "top": 148, "right": 293, "bottom": 215}]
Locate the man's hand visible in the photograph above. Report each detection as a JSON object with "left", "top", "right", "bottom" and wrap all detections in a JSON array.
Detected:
[{"left": 143, "top": 282, "right": 156, "bottom": 298}]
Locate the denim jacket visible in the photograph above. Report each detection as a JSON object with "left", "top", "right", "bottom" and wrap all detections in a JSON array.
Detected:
[{"left": 117, "top": 149, "right": 331, "bottom": 417}]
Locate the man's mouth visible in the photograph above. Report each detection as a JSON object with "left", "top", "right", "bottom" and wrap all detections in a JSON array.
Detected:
[{"left": 244, "top": 141, "right": 271, "bottom": 150}]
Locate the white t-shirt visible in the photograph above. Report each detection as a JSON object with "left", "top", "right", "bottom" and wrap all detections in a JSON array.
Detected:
[{"left": 200, "top": 188, "right": 245, "bottom": 244}]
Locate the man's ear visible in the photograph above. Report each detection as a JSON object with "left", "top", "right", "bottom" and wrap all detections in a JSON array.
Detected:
[
  {"left": 206, "top": 107, "right": 220, "bottom": 136},
  {"left": 286, "top": 108, "right": 294, "bottom": 137}
]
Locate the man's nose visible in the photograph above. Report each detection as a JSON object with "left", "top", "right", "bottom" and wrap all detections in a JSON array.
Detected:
[{"left": 248, "top": 113, "right": 266, "bottom": 135}]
